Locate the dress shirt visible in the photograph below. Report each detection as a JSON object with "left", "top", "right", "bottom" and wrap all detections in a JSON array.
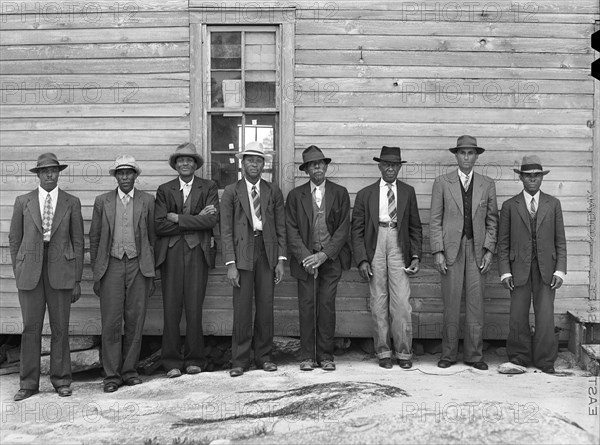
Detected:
[
  {"left": 38, "top": 185, "right": 58, "bottom": 218},
  {"left": 378, "top": 179, "right": 397, "bottom": 223},
  {"left": 117, "top": 187, "right": 134, "bottom": 203},
  {"left": 457, "top": 169, "right": 473, "bottom": 191},
  {"left": 310, "top": 181, "right": 325, "bottom": 208},
  {"left": 179, "top": 176, "right": 194, "bottom": 202},
  {"left": 245, "top": 178, "right": 263, "bottom": 231},
  {"left": 500, "top": 190, "right": 565, "bottom": 282}
]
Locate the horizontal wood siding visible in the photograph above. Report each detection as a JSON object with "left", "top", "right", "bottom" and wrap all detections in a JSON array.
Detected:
[{"left": 1, "top": 0, "right": 598, "bottom": 340}]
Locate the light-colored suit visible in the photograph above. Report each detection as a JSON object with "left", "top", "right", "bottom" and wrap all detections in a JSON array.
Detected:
[
  {"left": 9, "top": 189, "right": 84, "bottom": 390},
  {"left": 89, "top": 188, "right": 155, "bottom": 385},
  {"left": 429, "top": 170, "right": 498, "bottom": 362}
]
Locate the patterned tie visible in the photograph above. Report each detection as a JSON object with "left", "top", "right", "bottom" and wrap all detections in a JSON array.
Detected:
[
  {"left": 42, "top": 193, "right": 53, "bottom": 241},
  {"left": 387, "top": 184, "right": 397, "bottom": 222},
  {"left": 314, "top": 187, "right": 322, "bottom": 208},
  {"left": 463, "top": 175, "right": 470, "bottom": 191},
  {"left": 122, "top": 194, "right": 130, "bottom": 208},
  {"left": 530, "top": 197, "right": 536, "bottom": 216},
  {"left": 252, "top": 185, "right": 261, "bottom": 221}
]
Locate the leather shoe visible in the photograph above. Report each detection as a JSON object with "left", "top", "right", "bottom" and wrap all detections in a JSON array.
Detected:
[
  {"left": 262, "top": 362, "right": 277, "bottom": 372},
  {"left": 125, "top": 377, "right": 142, "bottom": 386},
  {"left": 300, "top": 360, "right": 314, "bottom": 371},
  {"left": 104, "top": 382, "right": 119, "bottom": 393},
  {"left": 230, "top": 367, "right": 245, "bottom": 377},
  {"left": 510, "top": 358, "right": 527, "bottom": 367},
  {"left": 56, "top": 386, "right": 72, "bottom": 397},
  {"left": 465, "top": 361, "right": 488, "bottom": 370},
  {"left": 186, "top": 365, "right": 202, "bottom": 374},
  {"left": 379, "top": 358, "right": 393, "bottom": 369},
  {"left": 321, "top": 360, "right": 336, "bottom": 371},
  {"left": 14, "top": 389, "right": 38, "bottom": 401},
  {"left": 540, "top": 366, "right": 555, "bottom": 374},
  {"left": 437, "top": 359, "right": 454, "bottom": 368},
  {"left": 166, "top": 369, "right": 182, "bottom": 378},
  {"left": 398, "top": 359, "right": 412, "bottom": 369}
]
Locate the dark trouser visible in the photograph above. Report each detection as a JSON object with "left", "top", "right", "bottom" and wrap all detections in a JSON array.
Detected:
[
  {"left": 161, "top": 239, "right": 209, "bottom": 371},
  {"left": 231, "top": 234, "right": 275, "bottom": 369},
  {"left": 297, "top": 256, "right": 342, "bottom": 363},
  {"left": 440, "top": 236, "right": 485, "bottom": 363},
  {"left": 18, "top": 244, "right": 72, "bottom": 390},
  {"left": 507, "top": 258, "right": 557, "bottom": 369},
  {"left": 99, "top": 256, "right": 151, "bottom": 385}
]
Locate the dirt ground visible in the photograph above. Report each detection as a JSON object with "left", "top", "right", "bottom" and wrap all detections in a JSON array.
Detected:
[{"left": 1, "top": 346, "right": 599, "bottom": 445}]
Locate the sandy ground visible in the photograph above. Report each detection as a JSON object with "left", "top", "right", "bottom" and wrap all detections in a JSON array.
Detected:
[{"left": 1, "top": 348, "right": 599, "bottom": 445}]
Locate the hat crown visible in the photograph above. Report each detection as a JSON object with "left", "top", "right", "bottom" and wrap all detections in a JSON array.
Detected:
[
  {"left": 374, "top": 146, "right": 404, "bottom": 163},
  {"left": 111, "top": 154, "right": 141, "bottom": 175},
  {"left": 169, "top": 142, "right": 203, "bottom": 170},
  {"left": 513, "top": 154, "right": 549, "bottom": 175},
  {"left": 244, "top": 141, "right": 266, "bottom": 154},
  {"left": 456, "top": 135, "right": 478, "bottom": 148},
  {"left": 30, "top": 152, "right": 68, "bottom": 173}
]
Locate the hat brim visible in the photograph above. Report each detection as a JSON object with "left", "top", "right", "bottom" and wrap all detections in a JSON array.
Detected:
[
  {"left": 449, "top": 146, "right": 485, "bottom": 154},
  {"left": 299, "top": 157, "right": 331, "bottom": 171},
  {"left": 29, "top": 164, "right": 68, "bottom": 173},
  {"left": 235, "top": 151, "right": 272, "bottom": 161},
  {"left": 373, "top": 157, "right": 407, "bottom": 164},
  {"left": 109, "top": 165, "right": 141, "bottom": 176},
  {"left": 513, "top": 169, "right": 550, "bottom": 175},
  {"left": 169, "top": 153, "right": 204, "bottom": 170}
]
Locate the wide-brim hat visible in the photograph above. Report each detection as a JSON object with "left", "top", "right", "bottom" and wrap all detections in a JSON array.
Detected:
[
  {"left": 235, "top": 141, "right": 272, "bottom": 161},
  {"left": 449, "top": 135, "right": 485, "bottom": 154},
  {"left": 109, "top": 154, "right": 142, "bottom": 176},
  {"left": 29, "top": 153, "right": 68, "bottom": 173},
  {"left": 373, "top": 146, "right": 407, "bottom": 164},
  {"left": 169, "top": 142, "right": 203, "bottom": 170},
  {"left": 513, "top": 155, "right": 550, "bottom": 175},
  {"left": 299, "top": 145, "right": 331, "bottom": 171}
]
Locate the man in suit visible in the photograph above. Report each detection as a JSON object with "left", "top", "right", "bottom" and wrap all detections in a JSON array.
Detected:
[
  {"left": 430, "top": 135, "right": 498, "bottom": 370},
  {"left": 9, "top": 153, "right": 84, "bottom": 401},
  {"left": 286, "top": 146, "right": 351, "bottom": 371},
  {"left": 155, "top": 143, "right": 219, "bottom": 378},
  {"left": 351, "top": 146, "right": 422, "bottom": 370},
  {"left": 498, "top": 155, "right": 566, "bottom": 374},
  {"left": 220, "top": 141, "right": 286, "bottom": 377},
  {"left": 89, "top": 155, "right": 156, "bottom": 392}
]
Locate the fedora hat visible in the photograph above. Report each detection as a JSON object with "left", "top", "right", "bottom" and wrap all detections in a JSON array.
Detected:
[
  {"left": 235, "top": 141, "right": 272, "bottom": 161},
  {"left": 109, "top": 155, "right": 142, "bottom": 176},
  {"left": 169, "top": 142, "right": 203, "bottom": 170},
  {"left": 513, "top": 155, "right": 550, "bottom": 175},
  {"left": 449, "top": 135, "right": 485, "bottom": 154},
  {"left": 373, "top": 146, "right": 407, "bottom": 164},
  {"left": 29, "top": 153, "right": 68, "bottom": 173},
  {"left": 299, "top": 145, "right": 331, "bottom": 171}
]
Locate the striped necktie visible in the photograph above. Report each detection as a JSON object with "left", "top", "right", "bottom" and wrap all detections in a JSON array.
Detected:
[
  {"left": 252, "top": 185, "right": 261, "bottom": 221},
  {"left": 42, "top": 194, "right": 53, "bottom": 241},
  {"left": 530, "top": 197, "right": 536, "bottom": 216},
  {"left": 387, "top": 184, "right": 396, "bottom": 222}
]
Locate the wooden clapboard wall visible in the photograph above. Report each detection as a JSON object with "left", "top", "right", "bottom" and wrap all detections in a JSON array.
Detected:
[{"left": 1, "top": 0, "right": 598, "bottom": 339}]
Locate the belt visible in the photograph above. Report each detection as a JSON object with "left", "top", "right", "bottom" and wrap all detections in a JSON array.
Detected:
[
  {"left": 253, "top": 230, "right": 263, "bottom": 237},
  {"left": 378, "top": 221, "right": 397, "bottom": 228}
]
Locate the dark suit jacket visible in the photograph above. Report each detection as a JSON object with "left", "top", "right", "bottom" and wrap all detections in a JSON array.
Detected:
[
  {"left": 9, "top": 189, "right": 84, "bottom": 290},
  {"left": 220, "top": 178, "right": 286, "bottom": 271},
  {"left": 351, "top": 179, "right": 422, "bottom": 268},
  {"left": 498, "top": 191, "right": 567, "bottom": 286},
  {"left": 89, "top": 188, "right": 156, "bottom": 282},
  {"left": 286, "top": 179, "right": 351, "bottom": 280},
  {"left": 429, "top": 170, "right": 498, "bottom": 266},
  {"left": 154, "top": 176, "right": 219, "bottom": 269}
]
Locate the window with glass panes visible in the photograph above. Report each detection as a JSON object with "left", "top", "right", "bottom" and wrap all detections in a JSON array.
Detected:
[{"left": 208, "top": 27, "right": 279, "bottom": 189}]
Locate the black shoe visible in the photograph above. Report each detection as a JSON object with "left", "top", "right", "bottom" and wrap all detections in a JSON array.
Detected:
[
  {"left": 261, "top": 362, "right": 278, "bottom": 372},
  {"left": 465, "top": 361, "right": 488, "bottom": 370},
  {"left": 379, "top": 358, "right": 393, "bottom": 369},
  {"left": 125, "top": 377, "right": 142, "bottom": 386},
  {"left": 510, "top": 358, "right": 527, "bottom": 367},
  {"left": 398, "top": 359, "right": 412, "bottom": 369},
  {"left": 103, "top": 382, "right": 119, "bottom": 393},
  {"left": 14, "top": 389, "right": 38, "bottom": 401},
  {"left": 56, "top": 386, "right": 72, "bottom": 397},
  {"left": 230, "top": 367, "right": 245, "bottom": 377},
  {"left": 437, "top": 359, "right": 454, "bottom": 369},
  {"left": 540, "top": 366, "right": 555, "bottom": 374}
]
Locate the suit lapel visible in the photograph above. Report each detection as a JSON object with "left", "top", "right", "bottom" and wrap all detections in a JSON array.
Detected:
[
  {"left": 132, "top": 188, "right": 143, "bottom": 229},
  {"left": 514, "top": 194, "right": 532, "bottom": 232},
  {"left": 259, "top": 179, "right": 269, "bottom": 221},
  {"left": 238, "top": 179, "right": 252, "bottom": 223},
  {"left": 170, "top": 179, "right": 184, "bottom": 211},
  {"left": 187, "top": 176, "right": 202, "bottom": 212},
  {"left": 471, "top": 173, "right": 483, "bottom": 218},
  {"left": 368, "top": 181, "right": 379, "bottom": 233},
  {"left": 105, "top": 190, "right": 117, "bottom": 234},
  {"left": 448, "top": 171, "right": 464, "bottom": 215},
  {"left": 395, "top": 180, "right": 408, "bottom": 221},
  {"left": 301, "top": 181, "right": 313, "bottom": 221},
  {"left": 26, "top": 192, "right": 43, "bottom": 235},
  {"left": 51, "top": 190, "right": 69, "bottom": 238},
  {"left": 324, "top": 180, "right": 334, "bottom": 218},
  {"left": 536, "top": 192, "right": 550, "bottom": 231}
]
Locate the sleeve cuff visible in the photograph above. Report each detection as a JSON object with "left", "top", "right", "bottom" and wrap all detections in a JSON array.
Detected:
[
  {"left": 278, "top": 256, "right": 287, "bottom": 261},
  {"left": 553, "top": 271, "right": 566, "bottom": 280},
  {"left": 500, "top": 273, "right": 512, "bottom": 282},
  {"left": 225, "top": 261, "right": 235, "bottom": 266}
]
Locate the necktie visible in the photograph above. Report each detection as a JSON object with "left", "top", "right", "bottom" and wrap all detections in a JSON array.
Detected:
[
  {"left": 314, "top": 187, "right": 322, "bottom": 208},
  {"left": 252, "top": 185, "right": 261, "bottom": 221},
  {"left": 530, "top": 197, "right": 536, "bottom": 216},
  {"left": 387, "top": 184, "right": 397, "bottom": 222},
  {"left": 463, "top": 175, "right": 470, "bottom": 191},
  {"left": 182, "top": 183, "right": 191, "bottom": 202},
  {"left": 122, "top": 194, "right": 130, "bottom": 208},
  {"left": 42, "top": 194, "right": 53, "bottom": 241}
]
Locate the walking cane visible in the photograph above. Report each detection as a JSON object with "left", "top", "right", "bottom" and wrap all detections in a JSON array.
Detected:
[{"left": 313, "top": 267, "right": 319, "bottom": 367}]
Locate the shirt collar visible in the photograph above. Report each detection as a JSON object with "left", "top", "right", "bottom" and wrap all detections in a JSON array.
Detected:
[
  {"left": 179, "top": 176, "right": 194, "bottom": 190},
  {"left": 310, "top": 181, "right": 325, "bottom": 193},
  {"left": 523, "top": 190, "right": 540, "bottom": 204},
  {"left": 245, "top": 177, "right": 260, "bottom": 193},
  {"left": 38, "top": 186, "right": 58, "bottom": 201},
  {"left": 117, "top": 188, "right": 134, "bottom": 200},
  {"left": 457, "top": 169, "right": 473, "bottom": 182},
  {"left": 379, "top": 178, "right": 396, "bottom": 189}
]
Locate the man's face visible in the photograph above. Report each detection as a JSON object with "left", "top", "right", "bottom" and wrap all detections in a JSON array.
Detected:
[
  {"left": 115, "top": 168, "right": 138, "bottom": 194},
  {"left": 175, "top": 156, "right": 197, "bottom": 179},
  {"left": 455, "top": 148, "right": 479, "bottom": 173},
  {"left": 520, "top": 172, "right": 544, "bottom": 196},
  {"left": 242, "top": 155, "right": 264, "bottom": 182},
  {"left": 37, "top": 166, "right": 60, "bottom": 192},
  {"left": 378, "top": 161, "right": 402, "bottom": 184},
  {"left": 305, "top": 160, "right": 328, "bottom": 186}
]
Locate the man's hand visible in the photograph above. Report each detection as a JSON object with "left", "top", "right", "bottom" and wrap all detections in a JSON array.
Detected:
[
  {"left": 479, "top": 250, "right": 493, "bottom": 274},
  {"left": 358, "top": 261, "right": 373, "bottom": 281},
  {"left": 434, "top": 252, "right": 447, "bottom": 275},
  {"left": 147, "top": 281, "right": 156, "bottom": 298},
  {"left": 199, "top": 205, "right": 217, "bottom": 216},
  {"left": 71, "top": 282, "right": 81, "bottom": 303},
  {"left": 405, "top": 258, "right": 420, "bottom": 275},
  {"left": 302, "top": 252, "right": 327, "bottom": 274},
  {"left": 166, "top": 212, "right": 179, "bottom": 223},
  {"left": 275, "top": 260, "right": 285, "bottom": 284},
  {"left": 551, "top": 275, "right": 563, "bottom": 290},
  {"left": 502, "top": 276, "right": 514, "bottom": 291},
  {"left": 227, "top": 264, "right": 240, "bottom": 288}
]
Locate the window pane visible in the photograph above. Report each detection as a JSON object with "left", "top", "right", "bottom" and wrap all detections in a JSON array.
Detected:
[
  {"left": 210, "top": 114, "right": 242, "bottom": 152},
  {"left": 245, "top": 114, "right": 276, "bottom": 183},
  {"left": 211, "top": 32, "right": 241, "bottom": 69},
  {"left": 211, "top": 72, "right": 242, "bottom": 108},
  {"left": 244, "top": 31, "right": 276, "bottom": 108},
  {"left": 245, "top": 82, "right": 276, "bottom": 108},
  {"left": 210, "top": 153, "right": 239, "bottom": 189}
]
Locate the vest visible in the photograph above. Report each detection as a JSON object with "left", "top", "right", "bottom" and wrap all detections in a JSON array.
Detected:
[
  {"left": 182, "top": 192, "right": 201, "bottom": 249},
  {"left": 461, "top": 179, "right": 474, "bottom": 240},
  {"left": 311, "top": 191, "right": 330, "bottom": 252},
  {"left": 111, "top": 195, "right": 137, "bottom": 259}
]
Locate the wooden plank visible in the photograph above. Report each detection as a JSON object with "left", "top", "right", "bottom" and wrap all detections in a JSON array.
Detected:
[
  {"left": 0, "top": 43, "right": 190, "bottom": 60},
  {"left": 1, "top": 58, "right": 190, "bottom": 74},
  {"left": 1, "top": 74, "right": 190, "bottom": 88},
  {"left": 0, "top": 28, "right": 190, "bottom": 45},
  {"left": 1, "top": 87, "right": 189, "bottom": 104},
  {"left": 0, "top": 103, "right": 190, "bottom": 118},
  {"left": 0, "top": 130, "right": 189, "bottom": 145},
  {"left": 0, "top": 145, "right": 176, "bottom": 160},
  {"left": 0, "top": 117, "right": 190, "bottom": 131},
  {"left": 1, "top": 0, "right": 188, "bottom": 12}
]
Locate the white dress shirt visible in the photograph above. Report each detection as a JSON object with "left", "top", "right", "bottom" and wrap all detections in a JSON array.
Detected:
[
  {"left": 245, "top": 178, "right": 263, "bottom": 231},
  {"left": 457, "top": 169, "right": 473, "bottom": 190},
  {"left": 311, "top": 181, "right": 325, "bottom": 208},
  {"left": 378, "top": 179, "right": 397, "bottom": 223},
  {"left": 179, "top": 176, "right": 194, "bottom": 202},
  {"left": 117, "top": 187, "right": 134, "bottom": 202}
]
